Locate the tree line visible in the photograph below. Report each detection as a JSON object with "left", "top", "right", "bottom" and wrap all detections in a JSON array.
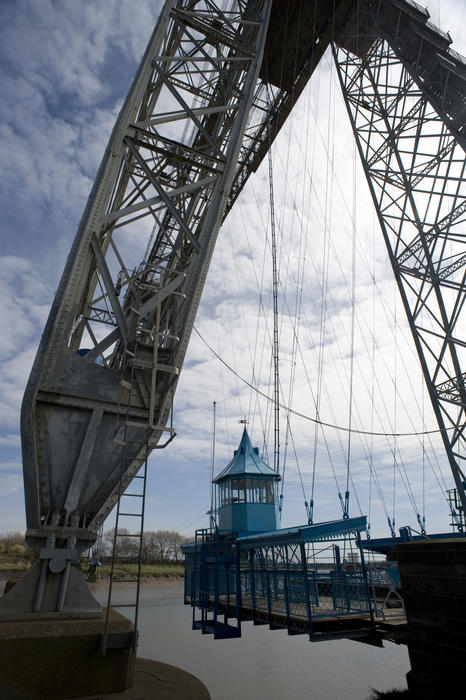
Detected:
[
  {"left": 0, "top": 532, "right": 34, "bottom": 561},
  {"left": 1, "top": 529, "right": 190, "bottom": 565},
  {"left": 100, "top": 528, "right": 189, "bottom": 564}
]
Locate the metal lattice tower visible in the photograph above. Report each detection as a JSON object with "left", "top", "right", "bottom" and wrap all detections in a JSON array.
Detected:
[
  {"left": 3, "top": 0, "right": 464, "bottom": 619},
  {"left": 333, "top": 0, "right": 466, "bottom": 519}
]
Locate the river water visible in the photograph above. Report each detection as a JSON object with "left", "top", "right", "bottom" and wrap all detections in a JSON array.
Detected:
[{"left": 92, "top": 582, "right": 409, "bottom": 700}]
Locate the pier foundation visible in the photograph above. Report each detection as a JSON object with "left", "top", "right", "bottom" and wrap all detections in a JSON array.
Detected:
[
  {"left": 0, "top": 608, "right": 135, "bottom": 698},
  {"left": 391, "top": 537, "right": 466, "bottom": 698}
]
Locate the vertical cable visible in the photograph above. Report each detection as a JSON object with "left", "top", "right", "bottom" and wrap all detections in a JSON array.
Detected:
[
  {"left": 267, "top": 92, "right": 280, "bottom": 475},
  {"left": 368, "top": 209, "right": 376, "bottom": 539},
  {"left": 392, "top": 287, "right": 397, "bottom": 536},
  {"left": 344, "top": 131, "right": 358, "bottom": 520},
  {"left": 210, "top": 401, "right": 217, "bottom": 530}
]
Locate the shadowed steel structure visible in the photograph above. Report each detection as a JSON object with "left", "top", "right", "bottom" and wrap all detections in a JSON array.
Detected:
[
  {"left": 183, "top": 432, "right": 410, "bottom": 642},
  {"left": 333, "top": 0, "right": 466, "bottom": 528},
  {"left": 2, "top": 0, "right": 465, "bottom": 620},
  {"left": 185, "top": 517, "right": 377, "bottom": 641}
]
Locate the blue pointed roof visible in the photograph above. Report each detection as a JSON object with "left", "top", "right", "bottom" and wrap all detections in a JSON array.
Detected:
[{"left": 214, "top": 427, "right": 280, "bottom": 483}]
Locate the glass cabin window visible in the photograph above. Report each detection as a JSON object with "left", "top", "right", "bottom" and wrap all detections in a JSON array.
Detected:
[
  {"left": 231, "top": 480, "right": 239, "bottom": 502},
  {"left": 253, "top": 479, "right": 260, "bottom": 503},
  {"left": 239, "top": 479, "right": 245, "bottom": 502},
  {"left": 267, "top": 481, "right": 274, "bottom": 504},
  {"left": 246, "top": 479, "right": 252, "bottom": 502},
  {"left": 260, "top": 480, "right": 266, "bottom": 503}
]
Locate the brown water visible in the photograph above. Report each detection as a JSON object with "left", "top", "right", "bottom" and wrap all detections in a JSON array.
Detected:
[{"left": 92, "top": 582, "right": 409, "bottom": 700}]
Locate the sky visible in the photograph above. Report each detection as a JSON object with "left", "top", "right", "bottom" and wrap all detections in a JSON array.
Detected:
[{"left": 0, "top": 0, "right": 465, "bottom": 541}]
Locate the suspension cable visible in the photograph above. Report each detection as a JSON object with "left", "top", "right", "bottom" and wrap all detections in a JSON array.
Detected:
[
  {"left": 344, "top": 127, "right": 358, "bottom": 520},
  {"left": 267, "top": 99, "right": 280, "bottom": 475},
  {"left": 193, "top": 326, "right": 448, "bottom": 438}
]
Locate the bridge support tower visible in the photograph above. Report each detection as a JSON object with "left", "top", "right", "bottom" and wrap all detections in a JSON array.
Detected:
[{"left": 391, "top": 538, "right": 466, "bottom": 697}]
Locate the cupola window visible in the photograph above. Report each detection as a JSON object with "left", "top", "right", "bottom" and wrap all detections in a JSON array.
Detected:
[
  {"left": 239, "top": 479, "right": 245, "bottom": 502},
  {"left": 213, "top": 427, "right": 280, "bottom": 532}
]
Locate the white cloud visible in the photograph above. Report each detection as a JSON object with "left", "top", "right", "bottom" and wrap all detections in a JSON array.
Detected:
[
  {"left": 0, "top": 256, "right": 53, "bottom": 429},
  {"left": 0, "top": 462, "right": 22, "bottom": 472},
  {"left": 0, "top": 473, "right": 23, "bottom": 493},
  {"left": 0, "top": 435, "right": 20, "bottom": 448}
]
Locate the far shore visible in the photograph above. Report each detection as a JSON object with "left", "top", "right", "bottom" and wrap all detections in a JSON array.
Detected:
[
  {"left": 0, "top": 565, "right": 185, "bottom": 587},
  {"left": 89, "top": 575, "right": 184, "bottom": 585}
]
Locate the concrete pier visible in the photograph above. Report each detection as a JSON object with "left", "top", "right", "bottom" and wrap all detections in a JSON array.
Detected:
[
  {"left": 77, "top": 657, "right": 211, "bottom": 700},
  {"left": 0, "top": 574, "right": 210, "bottom": 699},
  {"left": 0, "top": 609, "right": 135, "bottom": 698},
  {"left": 0, "top": 611, "right": 211, "bottom": 699},
  {"left": 391, "top": 537, "right": 466, "bottom": 698}
]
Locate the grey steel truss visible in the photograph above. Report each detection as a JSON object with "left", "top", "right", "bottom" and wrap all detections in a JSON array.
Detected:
[
  {"left": 21, "top": 0, "right": 274, "bottom": 538},
  {"left": 6, "top": 0, "right": 466, "bottom": 619},
  {"left": 333, "top": 0, "right": 466, "bottom": 516},
  {"left": 20, "top": 0, "right": 363, "bottom": 549},
  {"left": 9, "top": 0, "right": 284, "bottom": 617}
]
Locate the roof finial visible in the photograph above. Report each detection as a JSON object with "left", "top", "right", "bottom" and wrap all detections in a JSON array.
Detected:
[{"left": 239, "top": 416, "right": 248, "bottom": 425}]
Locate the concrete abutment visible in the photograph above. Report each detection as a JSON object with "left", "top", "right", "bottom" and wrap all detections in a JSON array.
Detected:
[{"left": 391, "top": 537, "right": 466, "bottom": 698}]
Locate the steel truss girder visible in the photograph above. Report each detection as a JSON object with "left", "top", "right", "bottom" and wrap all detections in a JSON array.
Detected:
[
  {"left": 19, "top": 0, "right": 373, "bottom": 540},
  {"left": 333, "top": 2, "right": 466, "bottom": 516},
  {"left": 22, "top": 0, "right": 274, "bottom": 535}
]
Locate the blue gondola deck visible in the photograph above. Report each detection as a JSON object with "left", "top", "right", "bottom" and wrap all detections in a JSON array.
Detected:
[{"left": 183, "top": 429, "right": 391, "bottom": 643}]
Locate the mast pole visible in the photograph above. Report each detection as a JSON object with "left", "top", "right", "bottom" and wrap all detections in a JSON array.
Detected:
[
  {"left": 268, "top": 123, "right": 280, "bottom": 475},
  {"left": 210, "top": 401, "right": 217, "bottom": 530}
]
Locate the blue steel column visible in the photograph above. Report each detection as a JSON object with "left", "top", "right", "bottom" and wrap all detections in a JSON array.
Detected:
[
  {"left": 357, "top": 534, "right": 374, "bottom": 620},
  {"left": 249, "top": 549, "right": 257, "bottom": 619},
  {"left": 300, "top": 541, "right": 313, "bottom": 638},
  {"left": 283, "top": 545, "right": 291, "bottom": 627},
  {"left": 235, "top": 542, "right": 242, "bottom": 635},
  {"left": 266, "top": 547, "right": 273, "bottom": 619}
]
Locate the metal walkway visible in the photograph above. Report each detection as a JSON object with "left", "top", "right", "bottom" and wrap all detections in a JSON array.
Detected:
[{"left": 184, "top": 517, "right": 407, "bottom": 644}]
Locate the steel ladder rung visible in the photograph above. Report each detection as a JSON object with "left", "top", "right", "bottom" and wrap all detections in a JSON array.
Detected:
[
  {"left": 124, "top": 421, "right": 170, "bottom": 431},
  {"left": 104, "top": 357, "right": 151, "bottom": 652},
  {"left": 116, "top": 533, "right": 142, "bottom": 538},
  {"left": 109, "top": 563, "right": 135, "bottom": 568},
  {"left": 113, "top": 603, "right": 137, "bottom": 608}
]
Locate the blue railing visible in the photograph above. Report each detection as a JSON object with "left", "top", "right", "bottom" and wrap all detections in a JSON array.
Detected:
[{"left": 240, "top": 568, "right": 371, "bottom": 620}]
